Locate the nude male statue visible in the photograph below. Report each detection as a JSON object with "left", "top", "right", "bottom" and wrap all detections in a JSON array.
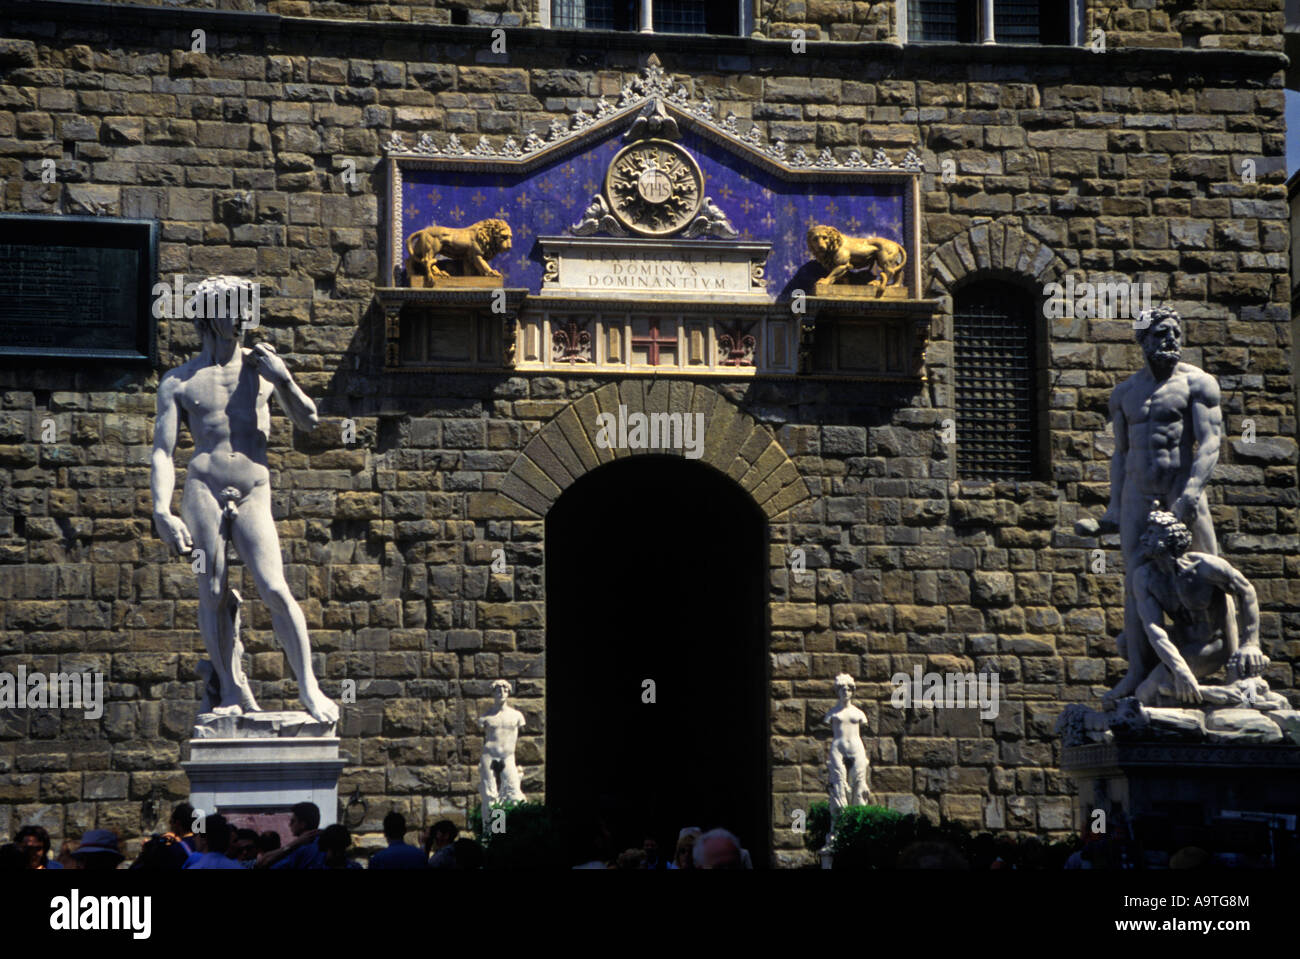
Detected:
[
  {"left": 1130, "top": 511, "right": 1267, "bottom": 706},
  {"left": 823, "top": 673, "right": 871, "bottom": 817},
  {"left": 479, "top": 679, "right": 527, "bottom": 813},
  {"left": 1074, "top": 308, "right": 1227, "bottom": 703},
  {"left": 151, "top": 275, "right": 339, "bottom": 724}
]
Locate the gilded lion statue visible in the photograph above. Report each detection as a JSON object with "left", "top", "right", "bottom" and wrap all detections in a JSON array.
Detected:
[
  {"left": 806, "top": 224, "right": 906, "bottom": 293},
  {"left": 405, "top": 218, "right": 512, "bottom": 284}
]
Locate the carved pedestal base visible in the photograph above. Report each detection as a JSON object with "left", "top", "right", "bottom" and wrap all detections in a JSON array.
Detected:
[
  {"left": 182, "top": 712, "right": 345, "bottom": 826},
  {"left": 1059, "top": 698, "right": 1300, "bottom": 864},
  {"left": 409, "top": 274, "right": 503, "bottom": 289},
  {"left": 813, "top": 279, "right": 908, "bottom": 299}
]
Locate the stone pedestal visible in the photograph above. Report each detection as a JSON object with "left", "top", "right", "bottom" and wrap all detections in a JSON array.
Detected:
[
  {"left": 1062, "top": 741, "right": 1300, "bottom": 831},
  {"left": 182, "top": 711, "right": 345, "bottom": 825}
]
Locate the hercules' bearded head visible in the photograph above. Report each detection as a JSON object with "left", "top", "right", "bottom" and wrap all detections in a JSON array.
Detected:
[{"left": 1135, "top": 306, "right": 1182, "bottom": 377}]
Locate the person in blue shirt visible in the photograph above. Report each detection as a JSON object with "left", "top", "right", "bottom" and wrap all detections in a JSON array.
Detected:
[
  {"left": 258, "top": 802, "right": 326, "bottom": 869},
  {"left": 369, "top": 811, "right": 428, "bottom": 869},
  {"left": 182, "top": 814, "right": 244, "bottom": 870},
  {"left": 427, "top": 820, "right": 459, "bottom": 869}
]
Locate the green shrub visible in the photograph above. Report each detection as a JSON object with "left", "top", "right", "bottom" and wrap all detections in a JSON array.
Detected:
[
  {"left": 468, "top": 801, "right": 566, "bottom": 870},
  {"left": 830, "top": 805, "right": 909, "bottom": 869},
  {"left": 804, "top": 800, "right": 832, "bottom": 852}
]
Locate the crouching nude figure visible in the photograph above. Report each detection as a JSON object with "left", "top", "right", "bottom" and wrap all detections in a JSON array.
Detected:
[
  {"left": 479, "top": 679, "right": 527, "bottom": 813},
  {"left": 151, "top": 275, "right": 339, "bottom": 724},
  {"left": 824, "top": 674, "right": 872, "bottom": 818},
  {"left": 1130, "top": 510, "right": 1268, "bottom": 706}
]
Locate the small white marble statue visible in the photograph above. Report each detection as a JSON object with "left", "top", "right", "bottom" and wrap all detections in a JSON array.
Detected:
[
  {"left": 479, "top": 679, "right": 527, "bottom": 812},
  {"left": 151, "top": 275, "right": 338, "bottom": 724},
  {"left": 824, "top": 673, "right": 872, "bottom": 818}
]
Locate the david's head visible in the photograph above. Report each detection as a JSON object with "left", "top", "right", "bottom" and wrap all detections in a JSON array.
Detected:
[
  {"left": 834, "top": 673, "right": 855, "bottom": 705},
  {"left": 1141, "top": 510, "right": 1192, "bottom": 560},
  {"left": 1136, "top": 307, "right": 1182, "bottom": 378},
  {"left": 491, "top": 679, "right": 511, "bottom": 706},
  {"left": 191, "top": 275, "right": 258, "bottom": 342}
]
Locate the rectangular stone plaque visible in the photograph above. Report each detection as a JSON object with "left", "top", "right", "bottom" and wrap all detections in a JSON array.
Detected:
[
  {"left": 539, "top": 236, "right": 771, "bottom": 301},
  {"left": 0, "top": 214, "right": 156, "bottom": 360}
]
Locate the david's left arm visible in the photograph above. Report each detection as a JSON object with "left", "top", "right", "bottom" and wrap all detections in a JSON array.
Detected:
[{"left": 254, "top": 343, "right": 318, "bottom": 432}]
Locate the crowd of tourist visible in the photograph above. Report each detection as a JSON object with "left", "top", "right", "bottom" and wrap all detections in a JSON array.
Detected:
[
  {"left": 0, "top": 803, "right": 760, "bottom": 870},
  {"left": 4, "top": 808, "right": 1224, "bottom": 869}
]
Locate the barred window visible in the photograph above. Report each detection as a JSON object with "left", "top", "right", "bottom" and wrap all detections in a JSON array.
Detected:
[
  {"left": 952, "top": 281, "right": 1040, "bottom": 480},
  {"left": 908, "top": 0, "right": 974, "bottom": 41},
  {"left": 552, "top": 0, "right": 736, "bottom": 34},
  {"left": 553, "top": 0, "right": 633, "bottom": 30},
  {"left": 907, "top": 0, "right": 1070, "bottom": 44},
  {"left": 653, "top": 0, "right": 706, "bottom": 33}
]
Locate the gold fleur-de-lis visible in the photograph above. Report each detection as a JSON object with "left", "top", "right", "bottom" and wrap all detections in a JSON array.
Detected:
[
  {"left": 449, "top": 205, "right": 465, "bottom": 221},
  {"left": 739, "top": 197, "right": 754, "bottom": 215},
  {"left": 405, "top": 203, "right": 419, "bottom": 219},
  {"left": 472, "top": 190, "right": 487, "bottom": 205}
]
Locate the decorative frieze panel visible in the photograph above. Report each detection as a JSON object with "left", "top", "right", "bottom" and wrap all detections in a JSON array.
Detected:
[
  {"left": 375, "top": 287, "right": 528, "bottom": 371},
  {"left": 514, "top": 309, "right": 799, "bottom": 376}
]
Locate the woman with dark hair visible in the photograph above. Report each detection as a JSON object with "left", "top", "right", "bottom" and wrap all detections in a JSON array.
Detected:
[
  {"left": 312, "top": 824, "right": 361, "bottom": 870},
  {"left": 15, "top": 825, "right": 62, "bottom": 869}
]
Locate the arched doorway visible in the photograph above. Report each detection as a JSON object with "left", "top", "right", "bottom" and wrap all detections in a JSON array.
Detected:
[{"left": 545, "top": 455, "right": 769, "bottom": 866}]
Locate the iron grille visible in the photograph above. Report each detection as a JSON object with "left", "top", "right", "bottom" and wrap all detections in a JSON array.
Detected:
[
  {"left": 554, "top": 0, "right": 632, "bottom": 30},
  {"left": 654, "top": 0, "right": 707, "bottom": 33},
  {"left": 908, "top": 0, "right": 971, "bottom": 41},
  {"left": 953, "top": 284, "right": 1038, "bottom": 479},
  {"left": 995, "top": 0, "right": 1040, "bottom": 42},
  {"left": 552, "top": 0, "right": 586, "bottom": 28}
]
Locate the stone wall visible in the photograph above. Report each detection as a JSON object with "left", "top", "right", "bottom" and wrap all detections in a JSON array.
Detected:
[
  {"left": 0, "top": 5, "right": 1294, "bottom": 866},
  {"left": 44, "top": 0, "right": 1289, "bottom": 47},
  {"left": 1091, "top": 0, "right": 1285, "bottom": 51},
  {"left": 759, "top": 1, "right": 893, "bottom": 41}
]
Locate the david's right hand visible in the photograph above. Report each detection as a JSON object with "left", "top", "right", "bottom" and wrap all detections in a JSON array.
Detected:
[{"left": 154, "top": 513, "right": 193, "bottom": 555}]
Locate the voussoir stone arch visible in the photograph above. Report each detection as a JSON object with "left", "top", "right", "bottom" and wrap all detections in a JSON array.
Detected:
[
  {"left": 925, "top": 217, "right": 1070, "bottom": 301},
  {"left": 490, "top": 380, "right": 812, "bottom": 520}
]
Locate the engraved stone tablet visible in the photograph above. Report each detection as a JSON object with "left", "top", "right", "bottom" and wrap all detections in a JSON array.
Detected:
[{"left": 0, "top": 214, "right": 156, "bottom": 360}]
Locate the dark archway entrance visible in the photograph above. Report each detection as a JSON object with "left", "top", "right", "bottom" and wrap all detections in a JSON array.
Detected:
[{"left": 545, "top": 456, "right": 769, "bottom": 866}]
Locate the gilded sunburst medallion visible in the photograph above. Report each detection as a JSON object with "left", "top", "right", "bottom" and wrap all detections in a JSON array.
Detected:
[{"left": 604, "top": 139, "right": 703, "bottom": 237}]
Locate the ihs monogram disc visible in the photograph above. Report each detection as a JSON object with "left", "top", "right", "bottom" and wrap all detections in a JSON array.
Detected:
[{"left": 604, "top": 139, "right": 703, "bottom": 237}]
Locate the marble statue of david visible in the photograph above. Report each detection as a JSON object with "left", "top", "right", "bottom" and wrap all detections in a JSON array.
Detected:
[{"left": 151, "top": 275, "right": 339, "bottom": 724}]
